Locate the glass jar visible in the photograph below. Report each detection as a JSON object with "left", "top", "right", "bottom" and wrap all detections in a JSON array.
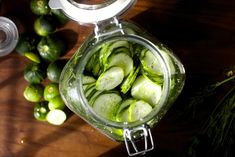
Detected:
[
  {"left": 49, "top": 0, "right": 185, "bottom": 156},
  {"left": 0, "top": 16, "right": 19, "bottom": 57}
]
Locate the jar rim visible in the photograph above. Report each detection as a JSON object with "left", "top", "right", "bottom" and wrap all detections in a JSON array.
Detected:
[
  {"left": 49, "top": 0, "right": 136, "bottom": 24},
  {"left": 76, "top": 34, "right": 171, "bottom": 129}
]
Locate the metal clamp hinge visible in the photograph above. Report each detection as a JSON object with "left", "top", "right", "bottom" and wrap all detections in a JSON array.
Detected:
[
  {"left": 94, "top": 17, "right": 124, "bottom": 40},
  {"left": 124, "top": 125, "right": 154, "bottom": 156}
]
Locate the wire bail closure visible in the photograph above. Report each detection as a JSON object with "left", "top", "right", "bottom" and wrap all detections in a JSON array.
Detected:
[
  {"left": 124, "top": 125, "right": 154, "bottom": 156},
  {"left": 94, "top": 17, "right": 124, "bottom": 41}
]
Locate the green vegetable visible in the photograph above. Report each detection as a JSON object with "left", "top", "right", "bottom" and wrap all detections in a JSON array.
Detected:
[
  {"left": 96, "top": 66, "right": 124, "bottom": 91},
  {"left": 44, "top": 83, "right": 60, "bottom": 101},
  {"left": 24, "top": 52, "right": 41, "bottom": 63},
  {"left": 30, "top": 0, "right": 50, "bottom": 15},
  {"left": 34, "top": 15, "right": 56, "bottom": 36},
  {"left": 87, "top": 89, "right": 104, "bottom": 106},
  {"left": 121, "top": 66, "right": 140, "bottom": 94},
  {"left": 47, "top": 60, "right": 64, "bottom": 83},
  {"left": 23, "top": 83, "right": 44, "bottom": 102},
  {"left": 24, "top": 63, "right": 46, "bottom": 83},
  {"left": 34, "top": 101, "right": 50, "bottom": 121},
  {"left": 85, "top": 49, "right": 102, "bottom": 77},
  {"left": 82, "top": 75, "right": 96, "bottom": 85},
  {"left": 139, "top": 49, "right": 163, "bottom": 75},
  {"left": 128, "top": 100, "right": 152, "bottom": 122},
  {"left": 84, "top": 84, "right": 97, "bottom": 98},
  {"left": 131, "top": 75, "right": 162, "bottom": 107},
  {"left": 48, "top": 95, "right": 65, "bottom": 110},
  {"left": 116, "top": 99, "right": 152, "bottom": 122},
  {"left": 107, "top": 52, "right": 133, "bottom": 76},
  {"left": 116, "top": 99, "right": 135, "bottom": 122},
  {"left": 37, "top": 35, "right": 66, "bottom": 62},
  {"left": 46, "top": 109, "right": 67, "bottom": 125},
  {"left": 93, "top": 93, "right": 122, "bottom": 121},
  {"left": 15, "top": 33, "right": 38, "bottom": 56},
  {"left": 99, "top": 40, "right": 130, "bottom": 68},
  {"left": 51, "top": 9, "right": 69, "bottom": 25}
]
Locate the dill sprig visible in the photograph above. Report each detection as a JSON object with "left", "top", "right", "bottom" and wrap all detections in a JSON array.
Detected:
[{"left": 186, "top": 74, "right": 235, "bottom": 157}]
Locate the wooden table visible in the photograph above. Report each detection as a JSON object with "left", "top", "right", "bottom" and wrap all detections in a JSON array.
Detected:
[{"left": 0, "top": 0, "right": 235, "bottom": 157}]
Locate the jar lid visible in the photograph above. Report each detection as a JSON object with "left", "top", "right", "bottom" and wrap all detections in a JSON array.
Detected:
[
  {"left": 0, "top": 16, "right": 19, "bottom": 57},
  {"left": 49, "top": 0, "right": 136, "bottom": 24}
]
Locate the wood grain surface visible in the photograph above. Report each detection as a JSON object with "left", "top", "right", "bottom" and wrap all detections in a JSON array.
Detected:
[{"left": 0, "top": 0, "right": 235, "bottom": 157}]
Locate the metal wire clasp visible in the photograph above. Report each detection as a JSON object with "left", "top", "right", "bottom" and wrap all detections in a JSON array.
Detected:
[
  {"left": 123, "top": 125, "right": 154, "bottom": 156},
  {"left": 94, "top": 17, "right": 124, "bottom": 41}
]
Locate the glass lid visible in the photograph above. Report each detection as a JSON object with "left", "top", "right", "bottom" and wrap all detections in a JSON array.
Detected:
[{"left": 49, "top": 0, "right": 136, "bottom": 24}]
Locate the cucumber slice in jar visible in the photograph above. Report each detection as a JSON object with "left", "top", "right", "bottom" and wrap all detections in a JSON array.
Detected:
[
  {"left": 141, "top": 67, "right": 164, "bottom": 84},
  {"left": 113, "top": 47, "right": 132, "bottom": 57},
  {"left": 116, "top": 99, "right": 135, "bottom": 122},
  {"left": 86, "top": 50, "right": 102, "bottom": 76},
  {"left": 128, "top": 100, "right": 152, "bottom": 122},
  {"left": 121, "top": 66, "right": 140, "bottom": 94},
  {"left": 140, "top": 49, "right": 163, "bottom": 75},
  {"left": 96, "top": 66, "right": 124, "bottom": 91},
  {"left": 88, "top": 90, "right": 103, "bottom": 106},
  {"left": 116, "top": 99, "right": 153, "bottom": 122},
  {"left": 100, "top": 40, "right": 130, "bottom": 67},
  {"left": 117, "top": 99, "right": 135, "bottom": 114},
  {"left": 84, "top": 86, "right": 97, "bottom": 98},
  {"left": 116, "top": 108, "right": 129, "bottom": 122},
  {"left": 131, "top": 75, "right": 162, "bottom": 107},
  {"left": 107, "top": 52, "right": 134, "bottom": 76},
  {"left": 92, "top": 93, "right": 122, "bottom": 121},
  {"left": 82, "top": 75, "right": 96, "bottom": 85},
  {"left": 83, "top": 82, "right": 96, "bottom": 93}
]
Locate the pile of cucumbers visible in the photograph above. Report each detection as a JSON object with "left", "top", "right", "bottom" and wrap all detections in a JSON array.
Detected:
[{"left": 15, "top": 0, "right": 69, "bottom": 125}]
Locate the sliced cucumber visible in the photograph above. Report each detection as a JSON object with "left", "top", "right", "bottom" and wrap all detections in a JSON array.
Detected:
[
  {"left": 141, "top": 67, "right": 164, "bottom": 84},
  {"left": 96, "top": 67, "right": 124, "bottom": 91},
  {"left": 107, "top": 52, "right": 134, "bottom": 76},
  {"left": 46, "top": 109, "right": 67, "bottom": 125},
  {"left": 121, "top": 66, "right": 140, "bottom": 94},
  {"left": 83, "top": 82, "right": 96, "bottom": 93},
  {"left": 116, "top": 107, "right": 129, "bottom": 122},
  {"left": 84, "top": 84, "right": 96, "bottom": 98},
  {"left": 48, "top": 95, "right": 65, "bottom": 110},
  {"left": 131, "top": 75, "right": 162, "bottom": 107},
  {"left": 116, "top": 99, "right": 135, "bottom": 122},
  {"left": 140, "top": 49, "right": 163, "bottom": 75},
  {"left": 88, "top": 90, "right": 103, "bottom": 106},
  {"left": 86, "top": 50, "right": 102, "bottom": 76},
  {"left": 82, "top": 75, "right": 96, "bottom": 85},
  {"left": 113, "top": 47, "right": 132, "bottom": 57},
  {"left": 100, "top": 40, "right": 130, "bottom": 67},
  {"left": 109, "top": 40, "right": 129, "bottom": 49},
  {"left": 129, "top": 100, "right": 152, "bottom": 122},
  {"left": 158, "top": 46, "right": 176, "bottom": 74},
  {"left": 92, "top": 62, "right": 102, "bottom": 76},
  {"left": 117, "top": 99, "right": 135, "bottom": 114},
  {"left": 93, "top": 93, "right": 122, "bottom": 120}
]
